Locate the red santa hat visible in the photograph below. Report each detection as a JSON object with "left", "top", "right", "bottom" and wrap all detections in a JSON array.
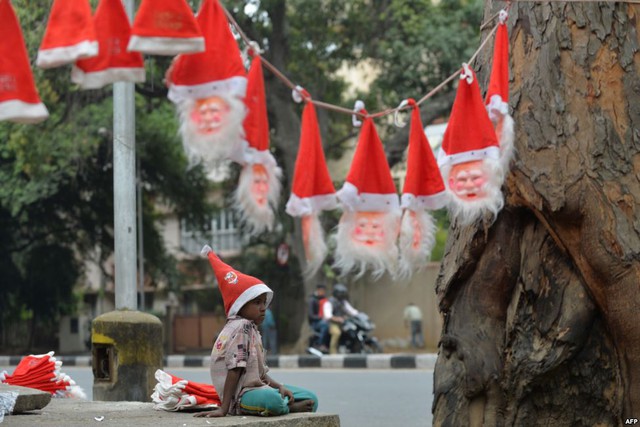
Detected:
[
  {"left": 337, "top": 116, "right": 399, "bottom": 212},
  {"left": 286, "top": 101, "right": 337, "bottom": 217},
  {"left": 166, "top": 0, "right": 247, "bottom": 103},
  {"left": 230, "top": 56, "right": 277, "bottom": 168},
  {"left": 201, "top": 245, "right": 273, "bottom": 317},
  {"left": 0, "top": 0, "right": 49, "bottom": 124},
  {"left": 401, "top": 99, "right": 448, "bottom": 212},
  {"left": 485, "top": 10, "right": 510, "bottom": 123},
  {"left": 71, "top": 0, "right": 145, "bottom": 89},
  {"left": 36, "top": 0, "right": 98, "bottom": 69},
  {"left": 128, "top": 0, "right": 205, "bottom": 56},
  {"left": 437, "top": 64, "right": 499, "bottom": 168}
]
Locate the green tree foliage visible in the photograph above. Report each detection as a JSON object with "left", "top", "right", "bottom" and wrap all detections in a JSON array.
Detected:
[{"left": 0, "top": 0, "right": 212, "bottom": 350}]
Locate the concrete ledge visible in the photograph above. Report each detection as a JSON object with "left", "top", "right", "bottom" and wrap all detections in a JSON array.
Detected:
[
  {"left": 1, "top": 399, "right": 340, "bottom": 426},
  {"left": 2, "top": 353, "right": 437, "bottom": 370}
]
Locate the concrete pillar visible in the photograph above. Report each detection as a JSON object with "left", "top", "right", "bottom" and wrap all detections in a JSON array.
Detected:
[{"left": 91, "top": 311, "right": 163, "bottom": 402}]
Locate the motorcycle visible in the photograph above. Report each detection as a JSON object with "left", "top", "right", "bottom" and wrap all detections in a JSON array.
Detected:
[{"left": 307, "top": 312, "right": 383, "bottom": 356}]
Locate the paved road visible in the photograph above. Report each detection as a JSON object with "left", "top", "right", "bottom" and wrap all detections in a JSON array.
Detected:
[{"left": 1, "top": 366, "right": 434, "bottom": 427}]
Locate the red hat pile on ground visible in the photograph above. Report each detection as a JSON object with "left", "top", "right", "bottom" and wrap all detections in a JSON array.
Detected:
[
  {"left": 0, "top": 0, "right": 49, "bottom": 124},
  {"left": 0, "top": 352, "right": 86, "bottom": 399},
  {"left": 71, "top": 0, "right": 145, "bottom": 90},
  {"left": 128, "top": 0, "right": 205, "bottom": 56},
  {"left": 151, "top": 369, "right": 220, "bottom": 411},
  {"left": 166, "top": 0, "right": 247, "bottom": 103},
  {"left": 36, "top": 0, "right": 98, "bottom": 69},
  {"left": 201, "top": 245, "right": 273, "bottom": 317}
]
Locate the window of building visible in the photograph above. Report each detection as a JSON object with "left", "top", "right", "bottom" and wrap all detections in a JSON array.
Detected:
[{"left": 181, "top": 209, "right": 245, "bottom": 255}]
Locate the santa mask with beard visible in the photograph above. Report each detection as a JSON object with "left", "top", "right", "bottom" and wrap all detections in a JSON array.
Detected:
[{"left": 233, "top": 162, "right": 282, "bottom": 234}]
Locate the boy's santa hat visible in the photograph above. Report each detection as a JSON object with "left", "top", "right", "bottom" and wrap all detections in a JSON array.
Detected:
[
  {"left": 71, "top": 0, "right": 145, "bottom": 89},
  {"left": 286, "top": 100, "right": 337, "bottom": 217},
  {"left": 337, "top": 116, "right": 399, "bottom": 212},
  {"left": 485, "top": 10, "right": 510, "bottom": 122},
  {"left": 128, "top": 0, "right": 205, "bottom": 56},
  {"left": 166, "top": 0, "right": 247, "bottom": 103},
  {"left": 437, "top": 64, "right": 499, "bottom": 169},
  {"left": 0, "top": 0, "right": 49, "bottom": 124},
  {"left": 36, "top": 0, "right": 98, "bottom": 69},
  {"left": 401, "top": 99, "right": 448, "bottom": 212},
  {"left": 201, "top": 245, "right": 273, "bottom": 317}
]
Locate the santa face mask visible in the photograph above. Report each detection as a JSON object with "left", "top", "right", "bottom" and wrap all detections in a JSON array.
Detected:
[
  {"left": 398, "top": 209, "right": 437, "bottom": 279},
  {"left": 233, "top": 162, "right": 281, "bottom": 234},
  {"left": 334, "top": 210, "right": 400, "bottom": 279},
  {"left": 250, "top": 164, "right": 269, "bottom": 207},
  {"left": 178, "top": 95, "right": 246, "bottom": 166},
  {"left": 448, "top": 160, "right": 489, "bottom": 201},
  {"left": 301, "top": 214, "right": 328, "bottom": 273}
]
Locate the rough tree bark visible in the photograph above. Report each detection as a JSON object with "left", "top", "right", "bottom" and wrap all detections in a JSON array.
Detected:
[{"left": 433, "top": 3, "right": 640, "bottom": 426}]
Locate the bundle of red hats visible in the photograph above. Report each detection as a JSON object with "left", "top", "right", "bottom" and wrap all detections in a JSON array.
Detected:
[
  {"left": 286, "top": 99, "right": 338, "bottom": 278},
  {"left": 151, "top": 369, "right": 220, "bottom": 411},
  {"left": 0, "top": 0, "right": 49, "bottom": 124},
  {"left": 0, "top": 351, "right": 86, "bottom": 399},
  {"left": 36, "top": 0, "right": 98, "bottom": 69},
  {"left": 71, "top": 0, "right": 145, "bottom": 89},
  {"left": 334, "top": 115, "right": 401, "bottom": 279},
  {"left": 398, "top": 99, "right": 447, "bottom": 278},
  {"left": 201, "top": 245, "right": 273, "bottom": 317},
  {"left": 231, "top": 56, "right": 283, "bottom": 235}
]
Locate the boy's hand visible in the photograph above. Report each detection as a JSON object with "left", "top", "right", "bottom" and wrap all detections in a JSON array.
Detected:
[
  {"left": 194, "top": 407, "right": 226, "bottom": 418},
  {"left": 278, "top": 385, "right": 294, "bottom": 401}
]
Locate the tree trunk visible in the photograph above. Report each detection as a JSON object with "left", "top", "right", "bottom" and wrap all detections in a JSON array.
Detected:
[{"left": 433, "top": 3, "right": 640, "bottom": 426}]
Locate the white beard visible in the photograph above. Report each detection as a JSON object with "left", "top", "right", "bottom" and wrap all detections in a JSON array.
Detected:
[
  {"left": 301, "top": 214, "right": 328, "bottom": 280},
  {"left": 177, "top": 96, "right": 246, "bottom": 168},
  {"left": 397, "top": 209, "right": 437, "bottom": 280},
  {"left": 233, "top": 162, "right": 282, "bottom": 235},
  {"left": 440, "top": 158, "right": 504, "bottom": 225},
  {"left": 333, "top": 210, "right": 401, "bottom": 280}
]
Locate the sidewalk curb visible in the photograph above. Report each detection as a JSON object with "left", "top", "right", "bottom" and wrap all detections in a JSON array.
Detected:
[{"left": 1, "top": 353, "right": 437, "bottom": 370}]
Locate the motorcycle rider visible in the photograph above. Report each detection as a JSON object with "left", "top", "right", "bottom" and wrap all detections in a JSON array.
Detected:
[
  {"left": 307, "top": 283, "right": 329, "bottom": 352},
  {"left": 323, "top": 283, "right": 359, "bottom": 354}
]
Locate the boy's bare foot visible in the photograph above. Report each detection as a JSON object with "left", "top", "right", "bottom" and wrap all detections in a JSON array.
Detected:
[{"left": 289, "top": 399, "right": 315, "bottom": 413}]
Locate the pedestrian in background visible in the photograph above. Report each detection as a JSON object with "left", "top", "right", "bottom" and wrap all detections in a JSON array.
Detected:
[
  {"left": 403, "top": 302, "right": 424, "bottom": 349},
  {"left": 262, "top": 307, "right": 278, "bottom": 355}
]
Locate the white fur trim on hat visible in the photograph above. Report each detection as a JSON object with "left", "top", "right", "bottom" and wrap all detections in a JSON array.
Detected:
[
  {"left": 228, "top": 284, "right": 274, "bottom": 318},
  {"left": 168, "top": 76, "right": 247, "bottom": 103},
  {"left": 71, "top": 66, "right": 146, "bottom": 90},
  {"left": 127, "top": 36, "right": 205, "bottom": 56},
  {"left": 0, "top": 100, "right": 49, "bottom": 124},
  {"left": 337, "top": 181, "right": 400, "bottom": 212},
  {"left": 437, "top": 145, "right": 500, "bottom": 168},
  {"left": 36, "top": 40, "right": 99, "bottom": 69},
  {"left": 229, "top": 140, "right": 279, "bottom": 168},
  {"left": 401, "top": 191, "right": 449, "bottom": 211},
  {"left": 285, "top": 193, "right": 338, "bottom": 217}
]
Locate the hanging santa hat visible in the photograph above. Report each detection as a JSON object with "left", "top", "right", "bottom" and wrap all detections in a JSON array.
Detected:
[
  {"left": 128, "top": 0, "right": 205, "bottom": 56},
  {"left": 334, "top": 115, "right": 400, "bottom": 280},
  {"left": 286, "top": 100, "right": 337, "bottom": 278},
  {"left": 232, "top": 55, "right": 282, "bottom": 235},
  {"left": 0, "top": 0, "right": 49, "bottom": 124},
  {"left": 166, "top": 0, "right": 246, "bottom": 103},
  {"left": 337, "top": 117, "right": 400, "bottom": 213},
  {"left": 71, "top": 0, "right": 145, "bottom": 89},
  {"left": 201, "top": 245, "right": 273, "bottom": 317},
  {"left": 438, "top": 64, "right": 504, "bottom": 225},
  {"left": 36, "top": 0, "right": 98, "bottom": 69},
  {"left": 485, "top": 9, "right": 515, "bottom": 171},
  {"left": 397, "top": 99, "right": 447, "bottom": 279},
  {"left": 168, "top": 0, "right": 247, "bottom": 167}
]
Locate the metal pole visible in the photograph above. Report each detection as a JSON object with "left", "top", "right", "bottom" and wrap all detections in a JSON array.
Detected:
[
  {"left": 113, "top": 0, "right": 137, "bottom": 311},
  {"left": 137, "top": 154, "right": 145, "bottom": 311}
]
